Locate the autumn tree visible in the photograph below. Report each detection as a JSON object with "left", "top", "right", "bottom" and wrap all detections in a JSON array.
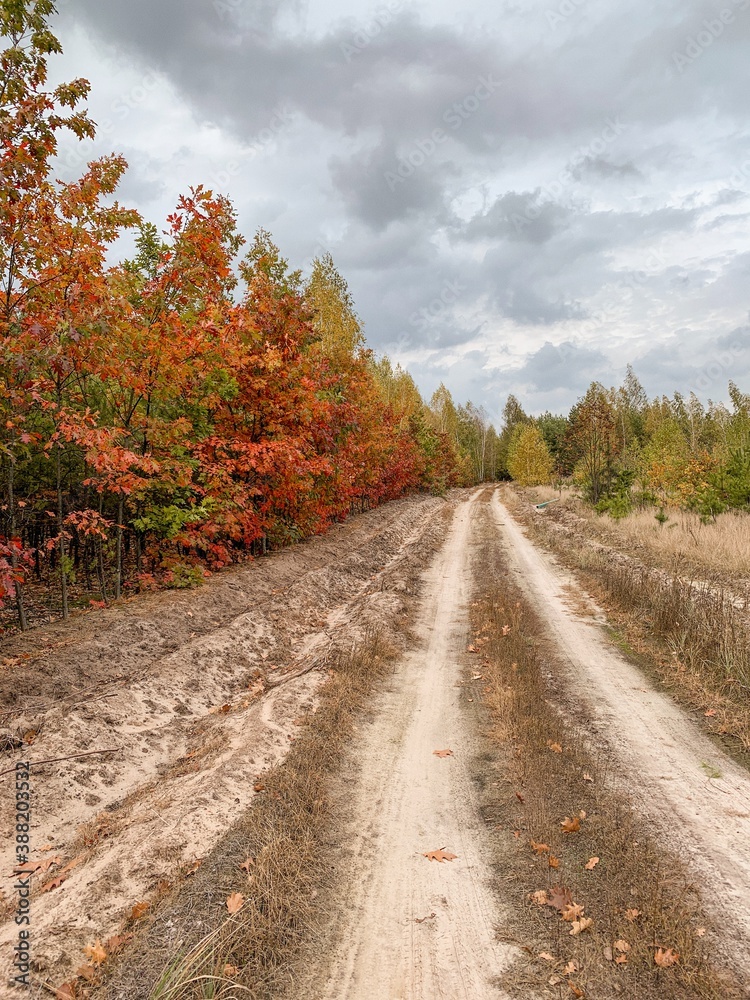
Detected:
[
  {"left": 507, "top": 424, "right": 554, "bottom": 486},
  {"left": 567, "top": 383, "right": 617, "bottom": 504},
  {"left": 0, "top": 0, "right": 136, "bottom": 623}
]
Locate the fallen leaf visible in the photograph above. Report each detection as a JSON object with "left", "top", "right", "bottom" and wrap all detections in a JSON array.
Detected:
[
  {"left": 654, "top": 947, "right": 679, "bottom": 968},
  {"left": 103, "top": 934, "right": 132, "bottom": 954},
  {"left": 423, "top": 848, "right": 458, "bottom": 863},
  {"left": 530, "top": 890, "right": 549, "bottom": 906},
  {"left": 11, "top": 861, "right": 42, "bottom": 876},
  {"left": 184, "top": 859, "right": 202, "bottom": 877},
  {"left": 39, "top": 844, "right": 53, "bottom": 852},
  {"left": 604, "top": 946, "right": 614, "bottom": 961},
  {"left": 253, "top": 782, "right": 266, "bottom": 792},
  {"left": 561, "top": 903, "right": 585, "bottom": 923},
  {"left": 561, "top": 816, "right": 581, "bottom": 834},
  {"left": 563, "top": 961, "right": 578, "bottom": 975},
  {"left": 539, "top": 952, "right": 555, "bottom": 962},
  {"left": 569, "top": 982, "right": 585, "bottom": 998},
  {"left": 549, "top": 975, "right": 563, "bottom": 986},
  {"left": 696, "top": 927, "right": 706, "bottom": 938},
  {"left": 55, "top": 984, "right": 77, "bottom": 1000},
  {"left": 433, "top": 749, "right": 454, "bottom": 758},
  {"left": 548, "top": 742, "right": 563, "bottom": 754},
  {"left": 224, "top": 964, "right": 240, "bottom": 976},
  {"left": 615, "top": 954, "right": 628, "bottom": 965},
  {"left": 548, "top": 855, "right": 560, "bottom": 869},
  {"left": 226, "top": 892, "right": 245, "bottom": 914},
  {"left": 129, "top": 901, "right": 150, "bottom": 920},
  {"left": 615, "top": 940, "right": 631, "bottom": 953},
  {"left": 240, "top": 857, "right": 256, "bottom": 874},
  {"left": 583, "top": 773, "right": 594, "bottom": 782},
  {"left": 516, "top": 791, "right": 525, "bottom": 803},
  {"left": 570, "top": 917, "right": 593, "bottom": 936},
  {"left": 704, "top": 709, "right": 717, "bottom": 717},
  {"left": 625, "top": 908, "right": 641, "bottom": 922},
  {"left": 41, "top": 875, "right": 66, "bottom": 893},
  {"left": 83, "top": 939, "right": 107, "bottom": 966},
  {"left": 530, "top": 840, "right": 550, "bottom": 855},
  {"left": 415, "top": 911, "right": 437, "bottom": 924},
  {"left": 584, "top": 857, "right": 600, "bottom": 870},
  {"left": 547, "top": 885, "right": 573, "bottom": 911}
]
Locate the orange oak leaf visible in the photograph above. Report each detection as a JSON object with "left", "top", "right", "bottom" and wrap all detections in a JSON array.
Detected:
[
  {"left": 530, "top": 890, "right": 549, "bottom": 905},
  {"left": 226, "top": 893, "right": 245, "bottom": 914},
  {"left": 104, "top": 933, "right": 132, "bottom": 954},
  {"left": 548, "top": 741, "right": 563, "bottom": 753},
  {"left": 655, "top": 947, "right": 680, "bottom": 968},
  {"left": 83, "top": 939, "right": 106, "bottom": 966},
  {"left": 433, "top": 749, "right": 454, "bottom": 758},
  {"left": 561, "top": 816, "right": 581, "bottom": 834},
  {"left": 129, "top": 901, "right": 150, "bottom": 920},
  {"left": 548, "top": 855, "right": 560, "bottom": 869},
  {"left": 625, "top": 908, "right": 641, "bottom": 922},
  {"left": 530, "top": 840, "right": 550, "bottom": 855},
  {"left": 423, "top": 848, "right": 458, "bottom": 863},
  {"left": 561, "top": 903, "right": 585, "bottom": 923},
  {"left": 570, "top": 917, "right": 593, "bottom": 936},
  {"left": 584, "top": 857, "right": 599, "bottom": 870},
  {"left": 539, "top": 952, "right": 555, "bottom": 962}
]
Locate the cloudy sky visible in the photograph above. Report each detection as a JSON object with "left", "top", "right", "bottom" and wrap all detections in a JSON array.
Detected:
[{"left": 49, "top": 0, "right": 750, "bottom": 423}]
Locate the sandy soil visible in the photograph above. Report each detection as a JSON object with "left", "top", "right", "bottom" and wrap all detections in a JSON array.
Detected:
[
  {"left": 0, "top": 494, "right": 447, "bottom": 994},
  {"left": 293, "top": 491, "right": 516, "bottom": 1000},
  {"left": 492, "top": 492, "right": 750, "bottom": 976}
]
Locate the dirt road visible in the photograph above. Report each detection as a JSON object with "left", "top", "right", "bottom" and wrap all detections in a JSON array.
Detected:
[
  {"left": 492, "top": 492, "right": 750, "bottom": 967},
  {"left": 5, "top": 485, "right": 750, "bottom": 995},
  {"left": 295, "top": 491, "right": 516, "bottom": 999},
  {"left": 0, "top": 494, "right": 450, "bottom": 992}
]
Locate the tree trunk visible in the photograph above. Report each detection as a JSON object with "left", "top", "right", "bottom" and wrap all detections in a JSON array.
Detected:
[
  {"left": 7, "top": 455, "right": 28, "bottom": 631},
  {"left": 56, "top": 440, "right": 69, "bottom": 619},
  {"left": 115, "top": 495, "right": 124, "bottom": 600}
]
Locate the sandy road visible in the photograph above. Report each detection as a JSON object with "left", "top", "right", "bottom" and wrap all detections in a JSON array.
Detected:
[
  {"left": 299, "top": 492, "right": 515, "bottom": 1000},
  {"left": 492, "top": 492, "right": 750, "bottom": 970}
]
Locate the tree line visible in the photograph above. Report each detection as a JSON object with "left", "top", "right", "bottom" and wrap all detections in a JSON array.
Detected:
[
  {"left": 0, "top": 2, "right": 499, "bottom": 630},
  {"left": 500, "top": 367, "right": 750, "bottom": 520}
]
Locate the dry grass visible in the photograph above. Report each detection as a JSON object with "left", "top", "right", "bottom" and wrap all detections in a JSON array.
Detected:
[
  {"left": 86, "top": 500, "right": 455, "bottom": 1000},
  {"left": 531, "top": 485, "right": 750, "bottom": 587},
  {"left": 97, "top": 629, "right": 399, "bottom": 1000},
  {"left": 509, "top": 487, "right": 750, "bottom": 751},
  {"left": 469, "top": 509, "right": 744, "bottom": 1000}
]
